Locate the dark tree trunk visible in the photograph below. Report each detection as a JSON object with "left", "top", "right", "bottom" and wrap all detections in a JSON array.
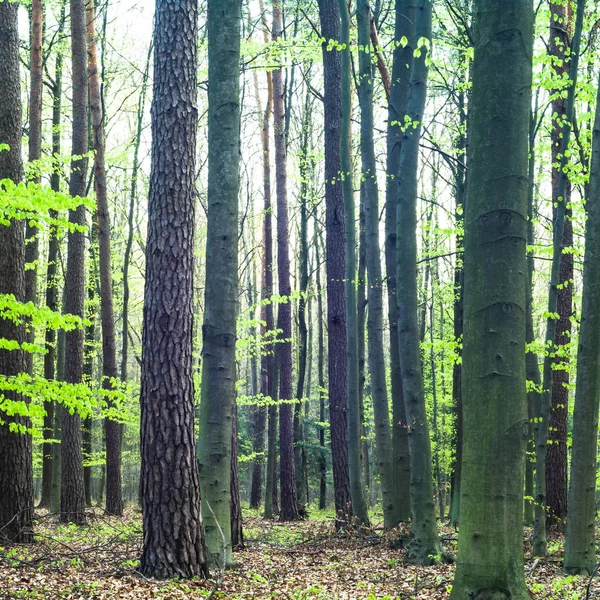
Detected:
[
  {"left": 139, "top": 0, "right": 207, "bottom": 579},
  {"left": 86, "top": 0, "right": 122, "bottom": 517},
  {"left": 317, "top": 0, "right": 353, "bottom": 526},
  {"left": 0, "top": 0, "right": 34, "bottom": 543},
  {"left": 272, "top": 0, "right": 300, "bottom": 523},
  {"left": 545, "top": 0, "right": 573, "bottom": 530},
  {"left": 385, "top": 0, "right": 414, "bottom": 526},
  {"left": 61, "top": 0, "right": 89, "bottom": 526},
  {"left": 231, "top": 404, "right": 244, "bottom": 550}
]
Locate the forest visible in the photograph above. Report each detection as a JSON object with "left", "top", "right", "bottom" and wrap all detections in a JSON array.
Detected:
[{"left": 1, "top": 0, "right": 600, "bottom": 598}]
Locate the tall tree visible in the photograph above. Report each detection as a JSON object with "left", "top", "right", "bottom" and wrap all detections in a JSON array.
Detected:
[
  {"left": 563, "top": 71, "right": 600, "bottom": 577},
  {"left": 385, "top": 0, "right": 414, "bottom": 526},
  {"left": 317, "top": 0, "right": 353, "bottom": 525},
  {"left": 272, "top": 0, "right": 300, "bottom": 522},
  {"left": 533, "top": 0, "right": 585, "bottom": 556},
  {"left": 86, "top": 0, "right": 122, "bottom": 517},
  {"left": 339, "top": 0, "right": 369, "bottom": 527},
  {"left": 395, "top": 0, "right": 440, "bottom": 563},
  {"left": 0, "top": 0, "right": 34, "bottom": 543},
  {"left": 139, "top": 0, "right": 207, "bottom": 578},
  {"left": 449, "top": 0, "right": 532, "bottom": 596},
  {"left": 357, "top": 0, "right": 393, "bottom": 529},
  {"left": 545, "top": 0, "right": 573, "bottom": 529},
  {"left": 198, "top": 0, "right": 242, "bottom": 565},
  {"left": 61, "top": 0, "right": 89, "bottom": 526}
]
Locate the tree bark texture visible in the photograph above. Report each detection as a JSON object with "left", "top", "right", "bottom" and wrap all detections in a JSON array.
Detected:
[
  {"left": 450, "top": 1, "right": 532, "bottom": 597},
  {"left": 61, "top": 0, "right": 89, "bottom": 526},
  {"left": 317, "top": 0, "right": 353, "bottom": 526},
  {"left": 0, "top": 0, "right": 34, "bottom": 543},
  {"left": 139, "top": 0, "right": 207, "bottom": 579}
]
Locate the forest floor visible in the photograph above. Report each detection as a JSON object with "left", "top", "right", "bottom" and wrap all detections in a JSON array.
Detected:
[{"left": 0, "top": 508, "right": 597, "bottom": 599}]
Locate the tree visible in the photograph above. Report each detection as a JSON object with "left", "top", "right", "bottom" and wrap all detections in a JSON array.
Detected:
[
  {"left": 61, "top": 0, "right": 89, "bottom": 526},
  {"left": 357, "top": 0, "right": 393, "bottom": 529},
  {"left": 0, "top": 0, "right": 34, "bottom": 543},
  {"left": 86, "top": 0, "right": 122, "bottom": 517},
  {"left": 198, "top": 0, "right": 243, "bottom": 566},
  {"left": 385, "top": 0, "right": 414, "bottom": 526},
  {"left": 449, "top": 0, "right": 532, "bottom": 596},
  {"left": 563, "top": 71, "right": 600, "bottom": 577},
  {"left": 395, "top": 0, "right": 440, "bottom": 564},
  {"left": 272, "top": 0, "right": 300, "bottom": 523},
  {"left": 139, "top": 0, "right": 207, "bottom": 578},
  {"left": 317, "top": 0, "right": 353, "bottom": 525}
]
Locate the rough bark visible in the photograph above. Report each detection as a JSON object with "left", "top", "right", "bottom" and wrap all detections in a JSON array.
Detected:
[
  {"left": 385, "top": 0, "right": 414, "bottom": 526},
  {"left": 545, "top": 0, "right": 572, "bottom": 530},
  {"left": 317, "top": 0, "right": 353, "bottom": 526},
  {"left": 395, "top": 0, "right": 440, "bottom": 564},
  {"left": 61, "top": 0, "right": 89, "bottom": 526},
  {"left": 139, "top": 0, "right": 207, "bottom": 579},
  {"left": 272, "top": 0, "right": 300, "bottom": 523},
  {"left": 357, "top": 0, "right": 394, "bottom": 530},
  {"left": 533, "top": 0, "right": 585, "bottom": 557},
  {"left": 563, "top": 71, "right": 600, "bottom": 578},
  {"left": 449, "top": 1, "right": 532, "bottom": 597},
  {"left": 0, "top": 0, "right": 34, "bottom": 543}
]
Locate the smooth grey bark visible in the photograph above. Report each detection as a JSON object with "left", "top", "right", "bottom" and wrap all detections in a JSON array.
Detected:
[
  {"left": 357, "top": 0, "right": 393, "bottom": 530},
  {"left": 385, "top": 0, "right": 414, "bottom": 526},
  {"left": 563, "top": 72, "right": 600, "bottom": 577},
  {"left": 198, "top": 0, "right": 242, "bottom": 566},
  {"left": 395, "top": 0, "right": 440, "bottom": 564},
  {"left": 449, "top": 0, "right": 532, "bottom": 597},
  {"left": 339, "top": 0, "right": 369, "bottom": 528}
]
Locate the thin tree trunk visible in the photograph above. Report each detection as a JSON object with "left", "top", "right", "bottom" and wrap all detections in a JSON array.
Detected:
[
  {"left": 0, "top": 0, "right": 34, "bottom": 543},
  {"left": 317, "top": 0, "right": 353, "bottom": 527},
  {"left": 385, "top": 0, "right": 414, "bottom": 526},
  {"left": 564, "top": 70, "right": 600, "bottom": 577},
  {"left": 230, "top": 404, "right": 244, "bottom": 550},
  {"left": 272, "top": 0, "right": 299, "bottom": 523},
  {"left": 139, "top": 0, "right": 207, "bottom": 579},
  {"left": 61, "top": 0, "right": 89, "bottom": 526},
  {"left": 395, "top": 0, "right": 440, "bottom": 564}
]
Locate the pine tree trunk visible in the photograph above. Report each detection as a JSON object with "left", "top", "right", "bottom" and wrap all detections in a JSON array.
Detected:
[
  {"left": 449, "top": 1, "right": 532, "bottom": 596},
  {"left": 0, "top": 0, "right": 34, "bottom": 543},
  {"left": 564, "top": 70, "right": 600, "bottom": 578},
  {"left": 61, "top": 0, "right": 89, "bottom": 526},
  {"left": 385, "top": 0, "right": 414, "bottom": 526},
  {"left": 317, "top": 0, "right": 353, "bottom": 526},
  {"left": 272, "top": 0, "right": 299, "bottom": 523},
  {"left": 139, "top": 0, "right": 207, "bottom": 579},
  {"left": 395, "top": 0, "right": 440, "bottom": 564}
]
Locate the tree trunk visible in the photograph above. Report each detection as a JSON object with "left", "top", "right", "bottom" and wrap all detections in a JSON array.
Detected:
[
  {"left": 545, "top": 0, "right": 573, "bottom": 530},
  {"left": 272, "top": 0, "right": 300, "bottom": 523},
  {"left": 385, "top": 0, "right": 414, "bottom": 526},
  {"left": 40, "top": 0, "right": 66, "bottom": 510},
  {"left": 339, "top": 0, "right": 369, "bottom": 528},
  {"left": 533, "top": 0, "right": 585, "bottom": 557},
  {"left": 564, "top": 70, "right": 600, "bottom": 577},
  {"left": 85, "top": 0, "right": 122, "bottom": 516},
  {"left": 357, "top": 0, "right": 394, "bottom": 530},
  {"left": 0, "top": 0, "right": 34, "bottom": 543},
  {"left": 317, "top": 0, "right": 353, "bottom": 526},
  {"left": 395, "top": 0, "right": 440, "bottom": 564},
  {"left": 61, "top": 0, "right": 89, "bottom": 526},
  {"left": 231, "top": 404, "right": 244, "bottom": 550},
  {"left": 449, "top": 0, "right": 532, "bottom": 596},
  {"left": 139, "top": 0, "right": 207, "bottom": 579}
]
